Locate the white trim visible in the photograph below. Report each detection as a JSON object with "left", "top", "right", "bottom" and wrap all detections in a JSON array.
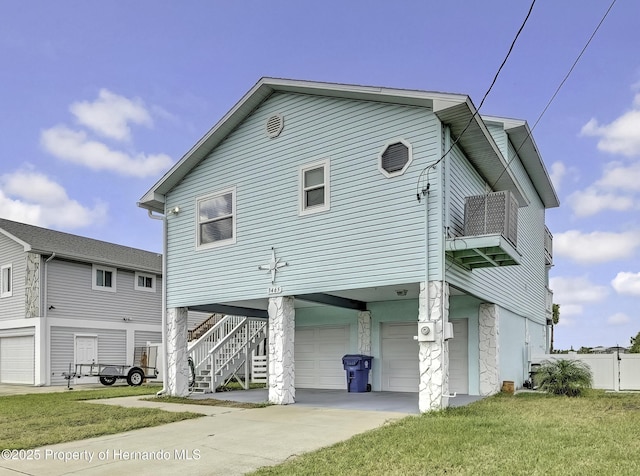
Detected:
[
  {"left": 91, "top": 264, "right": 117, "bottom": 292},
  {"left": 299, "top": 158, "right": 331, "bottom": 216},
  {"left": 1, "top": 263, "right": 13, "bottom": 298},
  {"left": 134, "top": 272, "right": 157, "bottom": 293},
  {"left": 196, "top": 186, "right": 237, "bottom": 250},
  {"left": 378, "top": 138, "right": 413, "bottom": 178}
]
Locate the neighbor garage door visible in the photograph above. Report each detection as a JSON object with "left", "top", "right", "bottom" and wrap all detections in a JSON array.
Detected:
[
  {"left": 381, "top": 320, "right": 468, "bottom": 393},
  {"left": 0, "top": 335, "right": 35, "bottom": 384},
  {"left": 295, "top": 325, "right": 350, "bottom": 389}
]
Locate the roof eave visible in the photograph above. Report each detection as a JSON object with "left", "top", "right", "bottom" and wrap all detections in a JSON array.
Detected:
[
  {"left": 435, "top": 100, "right": 528, "bottom": 206},
  {"left": 484, "top": 116, "right": 559, "bottom": 209}
]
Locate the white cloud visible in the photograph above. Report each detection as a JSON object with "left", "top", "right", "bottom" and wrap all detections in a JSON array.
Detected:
[
  {"left": 566, "top": 187, "right": 635, "bottom": 217},
  {"left": 41, "top": 125, "right": 172, "bottom": 178},
  {"left": 596, "top": 161, "right": 640, "bottom": 192},
  {"left": 549, "top": 161, "right": 567, "bottom": 192},
  {"left": 607, "top": 312, "right": 631, "bottom": 325},
  {"left": 612, "top": 271, "right": 640, "bottom": 296},
  {"left": 0, "top": 170, "right": 108, "bottom": 228},
  {"left": 581, "top": 93, "right": 640, "bottom": 157},
  {"left": 70, "top": 89, "right": 152, "bottom": 142},
  {"left": 554, "top": 230, "right": 640, "bottom": 264},
  {"left": 550, "top": 276, "right": 609, "bottom": 320}
]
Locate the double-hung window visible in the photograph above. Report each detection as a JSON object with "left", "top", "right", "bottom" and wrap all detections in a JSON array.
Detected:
[
  {"left": 1, "top": 264, "right": 12, "bottom": 298},
  {"left": 92, "top": 264, "right": 116, "bottom": 292},
  {"left": 299, "top": 159, "right": 330, "bottom": 216},
  {"left": 197, "top": 187, "right": 236, "bottom": 249},
  {"left": 135, "top": 272, "right": 156, "bottom": 292}
]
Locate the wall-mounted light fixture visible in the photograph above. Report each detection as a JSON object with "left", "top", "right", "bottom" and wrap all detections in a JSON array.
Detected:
[
  {"left": 48, "top": 305, "right": 56, "bottom": 310},
  {"left": 167, "top": 206, "right": 180, "bottom": 215},
  {"left": 396, "top": 289, "right": 408, "bottom": 297},
  {"left": 123, "top": 317, "right": 133, "bottom": 322}
]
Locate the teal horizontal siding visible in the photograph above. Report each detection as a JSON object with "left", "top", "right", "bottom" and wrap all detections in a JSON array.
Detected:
[
  {"left": 446, "top": 127, "right": 548, "bottom": 323},
  {"left": 166, "top": 92, "right": 443, "bottom": 306}
]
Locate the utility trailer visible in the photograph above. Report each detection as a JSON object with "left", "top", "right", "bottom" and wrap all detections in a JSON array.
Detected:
[{"left": 62, "top": 346, "right": 158, "bottom": 388}]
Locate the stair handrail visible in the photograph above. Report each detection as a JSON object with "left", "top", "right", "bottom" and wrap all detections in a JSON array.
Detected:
[
  {"left": 189, "top": 315, "right": 245, "bottom": 371},
  {"left": 207, "top": 318, "right": 268, "bottom": 391}
]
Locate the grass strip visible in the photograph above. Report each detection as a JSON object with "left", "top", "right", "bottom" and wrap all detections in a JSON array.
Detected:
[
  {"left": 145, "top": 395, "right": 270, "bottom": 409},
  {"left": 0, "top": 385, "right": 202, "bottom": 450},
  {"left": 252, "top": 390, "right": 640, "bottom": 476}
]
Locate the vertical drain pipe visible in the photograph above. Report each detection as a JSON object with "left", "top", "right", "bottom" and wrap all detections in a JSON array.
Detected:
[{"left": 147, "top": 209, "right": 168, "bottom": 396}]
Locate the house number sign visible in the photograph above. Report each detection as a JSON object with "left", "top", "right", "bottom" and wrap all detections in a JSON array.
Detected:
[{"left": 258, "top": 247, "right": 288, "bottom": 292}]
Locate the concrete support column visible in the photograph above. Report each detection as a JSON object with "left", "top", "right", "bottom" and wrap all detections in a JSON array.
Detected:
[
  {"left": 479, "top": 303, "right": 500, "bottom": 396},
  {"left": 357, "top": 311, "right": 371, "bottom": 355},
  {"left": 418, "top": 281, "right": 450, "bottom": 412},
  {"left": 268, "top": 296, "right": 295, "bottom": 404},
  {"left": 166, "top": 307, "right": 189, "bottom": 397}
]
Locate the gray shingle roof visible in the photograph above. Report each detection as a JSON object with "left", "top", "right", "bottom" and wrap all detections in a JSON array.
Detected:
[{"left": 0, "top": 218, "right": 162, "bottom": 274}]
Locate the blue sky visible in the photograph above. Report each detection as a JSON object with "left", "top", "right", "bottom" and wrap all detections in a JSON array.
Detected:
[{"left": 1, "top": 1, "right": 638, "bottom": 350}]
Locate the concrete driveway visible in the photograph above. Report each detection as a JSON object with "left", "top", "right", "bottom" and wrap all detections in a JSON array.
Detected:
[{"left": 0, "top": 395, "right": 408, "bottom": 476}]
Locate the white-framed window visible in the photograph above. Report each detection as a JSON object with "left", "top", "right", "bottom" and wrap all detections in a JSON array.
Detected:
[
  {"left": 1, "top": 264, "right": 12, "bottom": 298},
  {"left": 135, "top": 272, "right": 156, "bottom": 292},
  {"left": 299, "top": 159, "right": 330, "bottom": 216},
  {"left": 92, "top": 264, "right": 116, "bottom": 292},
  {"left": 197, "top": 186, "right": 236, "bottom": 249},
  {"left": 378, "top": 139, "right": 413, "bottom": 178}
]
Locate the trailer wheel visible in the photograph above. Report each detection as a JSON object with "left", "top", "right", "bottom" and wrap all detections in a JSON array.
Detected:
[
  {"left": 99, "top": 376, "right": 117, "bottom": 386},
  {"left": 127, "top": 368, "right": 144, "bottom": 386}
]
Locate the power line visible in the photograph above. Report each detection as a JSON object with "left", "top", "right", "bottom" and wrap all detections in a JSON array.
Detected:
[
  {"left": 417, "top": 0, "right": 537, "bottom": 201},
  {"left": 490, "top": 0, "right": 618, "bottom": 192}
]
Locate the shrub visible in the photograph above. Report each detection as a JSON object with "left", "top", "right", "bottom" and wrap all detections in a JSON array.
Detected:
[{"left": 533, "top": 359, "right": 593, "bottom": 397}]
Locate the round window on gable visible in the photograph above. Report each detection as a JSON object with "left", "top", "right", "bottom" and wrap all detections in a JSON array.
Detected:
[
  {"left": 265, "top": 114, "right": 284, "bottom": 138},
  {"left": 378, "top": 139, "right": 413, "bottom": 178}
]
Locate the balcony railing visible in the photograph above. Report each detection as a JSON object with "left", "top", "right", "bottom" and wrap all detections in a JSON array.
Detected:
[{"left": 544, "top": 226, "right": 553, "bottom": 266}]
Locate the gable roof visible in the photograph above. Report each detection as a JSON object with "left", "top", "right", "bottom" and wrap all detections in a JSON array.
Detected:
[
  {"left": 139, "top": 77, "right": 559, "bottom": 213},
  {"left": 0, "top": 218, "right": 162, "bottom": 274}
]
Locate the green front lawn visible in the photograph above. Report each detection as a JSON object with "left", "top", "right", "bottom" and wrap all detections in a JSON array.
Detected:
[
  {"left": 253, "top": 391, "right": 640, "bottom": 475},
  {"left": 0, "top": 385, "right": 202, "bottom": 450}
]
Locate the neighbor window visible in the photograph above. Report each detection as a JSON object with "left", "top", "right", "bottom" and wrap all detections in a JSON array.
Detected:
[
  {"left": 92, "top": 264, "right": 116, "bottom": 292},
  {"left": 1, "top": 264, "right": 12, "bottom": 298},
  {"left": 299, "top": 159, "right": 330, "bottom": 215},
  {"left": 135, "top": 272, "right": 156, "bottom": 292},
  {"left": 197, "top": 187, "right": 236, "bottom": 249}
]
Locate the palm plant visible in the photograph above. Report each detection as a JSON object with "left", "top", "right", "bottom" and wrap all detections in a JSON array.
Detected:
[{"left": 533, "top": 359, "right": 593, "bottom": 397}]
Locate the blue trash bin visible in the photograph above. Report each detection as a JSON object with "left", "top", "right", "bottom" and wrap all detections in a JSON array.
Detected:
[{"left": 342, "top": 354, "right": 373, "bottom": 392}]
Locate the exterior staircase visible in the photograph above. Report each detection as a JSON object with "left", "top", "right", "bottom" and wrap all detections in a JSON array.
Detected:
[{"left": 188, "top": 315, "right": 267, "bottom": 393}]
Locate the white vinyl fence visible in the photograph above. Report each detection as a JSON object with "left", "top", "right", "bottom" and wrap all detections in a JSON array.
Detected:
[{"left": 532, "top": 353, "right": 640, "bottom": 391}]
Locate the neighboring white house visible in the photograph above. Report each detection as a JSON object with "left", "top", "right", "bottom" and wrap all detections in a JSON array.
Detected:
[
  {"left": 0, "top": 218, "right": 163, "bottom": 386},
  {"left": 138, "top": 78, "right": 559, "bottom": 412}
]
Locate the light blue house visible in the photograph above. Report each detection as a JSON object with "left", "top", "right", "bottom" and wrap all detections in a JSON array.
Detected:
[{"left": 138, "top": 78, "right": 558, "bottom": 411}]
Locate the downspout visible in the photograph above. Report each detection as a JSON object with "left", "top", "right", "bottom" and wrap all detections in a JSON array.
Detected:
[
  {"left": 43, "top": 253, "right": 55, "bottom": 386},
  {"left": 147, "top": 209, "right": 168, "bottom": 396}
]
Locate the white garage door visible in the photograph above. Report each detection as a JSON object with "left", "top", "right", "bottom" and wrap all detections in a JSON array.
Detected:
[
  {"left": 382, "top": 322, "right": 418, "bottom": 392},
  {"left": 381, "top": 320, "right": 469, "bottom": 393},
  {"left": 0, "top": 335, "right": 35, "bottom": 384},
  {"left": 295, "top": 325, "right": 350, "bottom": 389}
]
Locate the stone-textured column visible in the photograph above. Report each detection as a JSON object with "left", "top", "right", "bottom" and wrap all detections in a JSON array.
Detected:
[
  {"left": 479, "top": 303, "right": 500, "bottom": 396},
  {"left": 357, "top": 311, "right": 371, "bottom": 355},
  {"left": 166, "top": 307, "right": 190, "bottom": 396},
  {"left": 418, "top": 281, "right": 450, "bottom": 412},
  {"left": 268, "top": 296, "right": 295, "bottom": 404},
  {"left": 26, "top": 253, "right": 40, "bottom": 318}
]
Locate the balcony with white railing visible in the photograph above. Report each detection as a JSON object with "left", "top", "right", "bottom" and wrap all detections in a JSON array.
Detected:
[{"left": 544, "top": 226, "right": 553, "bottom": 266}]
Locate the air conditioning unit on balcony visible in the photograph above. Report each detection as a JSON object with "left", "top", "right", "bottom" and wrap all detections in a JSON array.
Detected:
[{"left": 463, "top": 191, "right": 518, "bottom": 247}]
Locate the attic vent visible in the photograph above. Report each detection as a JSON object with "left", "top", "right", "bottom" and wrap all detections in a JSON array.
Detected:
[
  {"left": 378, "top": 139, "right": 412, "bottom": 177},
  {"left": 265, "top": 114, "right": 284, "bottom": 138},
  {"left": 464, "top": 191, "right": 519, "bottom": 247}
]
